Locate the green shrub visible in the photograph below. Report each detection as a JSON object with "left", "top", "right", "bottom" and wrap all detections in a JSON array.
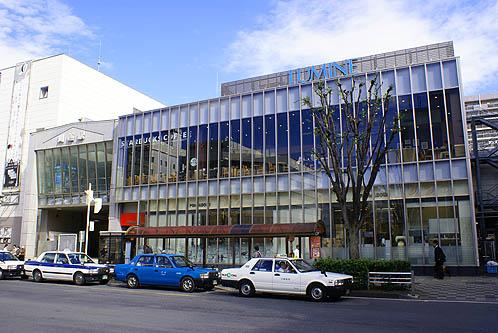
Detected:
[{"left": 313, "top": 258, "right": 411, "bottom": 290}]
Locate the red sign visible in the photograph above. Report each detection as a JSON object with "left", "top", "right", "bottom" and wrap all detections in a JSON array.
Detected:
[
  {"left": 120, "top": 212, "right": 146, "bottom": 227},
  {"left": 310, "top": 236, "right": 321, "bottom": 259}
]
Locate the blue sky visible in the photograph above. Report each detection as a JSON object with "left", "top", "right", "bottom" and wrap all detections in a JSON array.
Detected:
[{"left": 1, "top": 0, "right": 498, "bottom": 106}]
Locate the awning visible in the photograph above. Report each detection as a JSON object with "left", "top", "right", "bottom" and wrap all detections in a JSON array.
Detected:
[{"left": 126, "top": 222, "right": 324, "bottom": 238}]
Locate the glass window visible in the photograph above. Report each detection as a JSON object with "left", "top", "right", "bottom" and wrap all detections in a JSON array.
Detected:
[
  {"left": 219, "top": 122, "right": 230, "bottom": 178},
  {"left": 199, "top": 102, "right": 208, "bottom": 124},
  {"left": 277, "top": 113, "right": 289, "bottom": 172},
  {"left": 429, "top": 90, "right": 449, "bottom": 159},
  {"left": 96, "top": 142, "right": 107, "bottom": 191},
  {"left": 178, "top": 128, "right": 188, "bottom": 181},
  {"left": 241, "top": 118, "right": 252, "bottom": 176},
  {"left": 41, "top": 253, "right": 56, "bottom": 263},
  {"left": 181, "top": 105, "right": 189, "bottom": 127},
  {"left": 60, "top": 147, "right": 70, "bottom": 194},
  {"left": 381, "top": 70, "right": 396, "bottom": 96},
  {"left": 435, "top": 161, "right": 451, "bottom": 179},
  {"left": 161, "top": 109, "right": 169, "bottom": 131},
  {"left": 264, "top": 91, "right": 275, "bottom": 114},
  {"left": 413, "top": 93, "right": 432, "bottom": 160},
  {"left": 252, "top": 259, "right": 273, "bottom": 272},
  {"left": 209, "top": 100, "right": 219, "bottom": 123},
  {"left": 208, "top": 123, "right": 219, "bottom": 179},
  {"left": 79, "top": 145, "right": 88, "bottom": 190},
  {"left": 230, "top": 120, "right": 241, "bottom": 177},
  {"left": 427, "top": 63, "right": 442, "bottom": 91},
  {"left": 136, "top": 255, "right": 154, "bottom": 266},
  {"left": 301, "top": 110, "right": 314, "bottom": 170},
  {"left": 289, "top": 87, "right": 300, "bottom": 111},
  {"left": 198, "top": 125, "right": 208, "bottom": 180},
  {"left": 386, "top": 97, "right": 400, "bottom": 163},
  {"left": 411, "top": 66, "right": 426, "bottom": 92},
  {"left": 445, "top": 88, "right": 465, "bottom": 158},
  {"left": 156, "top": 256, "right": 173, "bottom": 268},
  {"left": 242, "top": 95, "right": 252, "bottom": 118},
  {"left": 396, "top": 68, "right": 411, "bottom": 95},
  {"left": 220, "top": 99, "right": 229, "bottom": 121},
  {"left": 253, "top": 93, "right": 263, "bottom": 116},
  {"left": 452, "top": 160, "right": 467, "bottom": 179},
  {"left": 187, "top": 126, "right": 198, "bottom": 180},
  {"left": 253, "top": 116, "right": 264, "bottom": 175},
  {"left": 443, "top": 60, "right": 458, "bottom": 88},
  {"left": 289, "top": 111, "right": 301, "bottom": 172},
  {"left": 230, "top": 97, "right": 240, "bottom": 119},
  {"left": 265, "top": 115, "right": 276, "bottom": 174},
  {"left": 399, "top": 95, "right": 416, "bottom": 162},
  {"left": 276, "top": 88, "right": 287, "bottom": 113}
]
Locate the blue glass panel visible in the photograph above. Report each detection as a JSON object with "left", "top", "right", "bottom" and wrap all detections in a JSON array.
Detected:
[
  {"left": 253, "top": 117, "right": 264, "bottom": 175},
  {"left": 403, "top": 164, "right": 418, "bottom": 182},
  {"left": 230, "top": 96, "right": 240, "bottom": 119},
  {"left": 276, "top": 88, "right": 287, "bottom": 113},
  {"left": 381, "top": 70, "right": 396, "bottom": 95},
  {"left": 265, "top": 115, "right": 276, "bottom": 173},
  {"left": 220, "top": 99, "right": 229, "bottom": 121},
  {"left": 426, "top": 63, "right": 442, "bottom": 91},
  {"left": 411, "top": 66, "right": 426, "bottom": 92},
  {"left": 289, "top": 111, "right": 301, "bottom": 172},
  {"left": 289, "top": 87, "right": 300, "bottom": 111},
  {"left": 396, "top": 68, "right": 411, "bottom": 95},
  {"left": 278, "top": 175, "right": 289, "bottom": 191},
  {"left": 264, "top": 90, "right": 275, "bottom": 114},
  {"left": 443, "top": 60, "right": 458, "bottom": 88},
  {"left": 219, "top": 121, "right": 229, "bottom": 178},
  {"left": 388, "top": 165, "right": 402, "bottom": 184},
  {"left": 435, "top": 161, "right": 451, "bottom": 179},
  {"left": 253, "top": 93, "right": 263, "bottom": 116},
  {"left": 199, "top": 102, "right": 208, "bottom": 125},
  {"left": 277, "top": 113, "right": 289, "bottom": 172},
  {"left": 301, "top": 110, "right": 314, "bottom": 170},
  {"left": 419, "top": 162, "right": 434, "bottom": 181},
  {"left": 242, "top": 95, "right": 252, "bottom": 118},
  {"left": 209, "top": 100, "right": 219, "bottom": 123},
  {"left": 452, "top": 160, "right": 467, "bottom": 179}
]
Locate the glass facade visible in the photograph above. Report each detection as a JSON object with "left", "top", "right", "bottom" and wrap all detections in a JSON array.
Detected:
[
  {"left": 37, "top": 142, "right": 113, "bottom": 206},
  {"left": 115, "top": 59, "right": 477, "bottom": 266}
]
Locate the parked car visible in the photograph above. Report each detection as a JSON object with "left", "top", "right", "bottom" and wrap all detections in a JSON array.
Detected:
[
  {"left": 24, "top": 251, "right": 110, "bottom": 286},
  {"left": 0, "top": 250, "right": 24, "bottom": 279},
  {"left": 114, "top": 254, "right": 219, "bottom": 292},
  {"left": 221, "top": 257, "right": 353, "bottom": 301}
]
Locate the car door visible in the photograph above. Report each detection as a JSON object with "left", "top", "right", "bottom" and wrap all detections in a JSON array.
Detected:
[
  {"left": 54, "top": 253, "right": 73, "bottom": 281},
  {"left": 133, "top": 255, "right": 156, "bottom": 285},
  {"left": 273, "top": 259, "right": 301, "bottom": 293},
  {"left": 39, "top": 252, "right": 57, "bottom": 279},
  {"left": 249, "top": 259, "right": 274, "bottom": 291},
  {"left": 153, "top": 256, "right": 175, "bottom": 286}
]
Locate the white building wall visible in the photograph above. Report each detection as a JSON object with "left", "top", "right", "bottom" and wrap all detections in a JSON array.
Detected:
[{"left": 0, "top": 54, "right": 165, "bottom": 258}]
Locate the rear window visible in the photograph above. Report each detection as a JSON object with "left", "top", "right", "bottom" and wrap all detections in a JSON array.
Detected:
[
  {"left": 251, "top": 259, "right": 273, "bottom": 272},
  {"left": 41, "top": 253, "right": 56, "bottom": 263}
]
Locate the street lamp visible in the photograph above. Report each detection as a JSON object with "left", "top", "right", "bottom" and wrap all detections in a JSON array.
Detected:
[{"left": 84, "top": 183, "right": 102, "bottom": 254}]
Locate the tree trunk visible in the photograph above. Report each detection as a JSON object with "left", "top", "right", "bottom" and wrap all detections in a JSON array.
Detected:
[{"left": 349, "top": 226, "right": 360, "bottom": 259}]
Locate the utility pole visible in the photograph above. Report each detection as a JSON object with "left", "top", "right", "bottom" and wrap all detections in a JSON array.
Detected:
[{"left": 84, "top": 183, "right": 102, "bottom": 254}]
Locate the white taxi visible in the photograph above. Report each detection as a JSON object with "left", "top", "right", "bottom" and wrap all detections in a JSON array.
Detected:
[
  {"left": 221, "top": 257, "right": 353, "bottom": 301},
  {"left": 24, "top": 251, "right": 110, "bottom": 286},
  {"left": 0, "top": 250, "right": 24, "bottom": 279}
]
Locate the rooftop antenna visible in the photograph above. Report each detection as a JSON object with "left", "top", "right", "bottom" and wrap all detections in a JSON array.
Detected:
[{"left": 97, "top": 40, "right": 102, "bottom": 72}]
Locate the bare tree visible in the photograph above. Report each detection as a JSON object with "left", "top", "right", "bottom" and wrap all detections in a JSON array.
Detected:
[{"left": 303, "top": 77, "right": 398, "bottom": 259}]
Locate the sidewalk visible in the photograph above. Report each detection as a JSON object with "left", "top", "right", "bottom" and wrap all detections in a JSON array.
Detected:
[{"left": 413, "top": 275, "right": 498, "bottom": 302}]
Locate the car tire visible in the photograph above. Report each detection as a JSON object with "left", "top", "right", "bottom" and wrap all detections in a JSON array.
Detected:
[
  {"left": 127, "top": 274, "right": 139, "bottom": 289},
  {"left": 180, "top": 277, "right": 195, "bottom": 293},
  {"left": 308, "top": 283, "right": 327, "bottom": 302},
  {"left": 238, "top": 280, "right": 255, "bottom": 297},
  {"left": 33, "top": 269, "right": 43, "bottom": 283},
  {"left": 74, "top": 272, "right": 86, "bottom": 286},
  {"left": 0, "top": 268, "right": 4, "bottom": 280},
  {"left": 99, "top": 279, "right": 110, "bottom": 285}
]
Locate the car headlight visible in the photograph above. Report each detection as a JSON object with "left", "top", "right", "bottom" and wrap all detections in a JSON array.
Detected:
[
  {"left": 200, "top": 273, "right": 210, "bottom": 279},
  {"left": 328, "top": 280, "right": 337, "bottom": 286}
]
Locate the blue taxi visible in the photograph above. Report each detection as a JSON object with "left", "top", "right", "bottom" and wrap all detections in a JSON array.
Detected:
[{"left": 114, "top": 254, "right": 219, "bottom": 292}]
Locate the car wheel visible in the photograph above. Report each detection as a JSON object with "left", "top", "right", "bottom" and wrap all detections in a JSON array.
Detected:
[
  {"left": 33, "top": 270, "right": 43, "bottom": 283},
  {"left": 0, "top": 268, "right": 4, "bottom": 280},
  {"left": 308, "top": 283, "right": 327, "bottom": 302},
  {"left": 74, "top": 272, "right": 86, "bottom": 286},
  {"left": 127, "top": 274, "right": 139, "bottom": 289},
  {"left": 238, "top": 280, "right": 255, "bottom": 297},
  {"left": 180, "top": 277, "right": 195, "bottom": 293},
  {"left": 99, "top": 279, "right": 110, "bottom": 285}
]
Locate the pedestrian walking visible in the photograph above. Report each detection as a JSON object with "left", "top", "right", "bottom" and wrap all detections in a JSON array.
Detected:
[
  {"left": 433, "top": 240, "right": 446, "bottom": 279},
  {"left": 253, "top": 246, "right": 262, "bottom": 258},
  {"left": 143, "top": 243, "right": 153, "bottom": 254},
  {"left": 293, "top": 245, "right": 300, "bottom": 259}
]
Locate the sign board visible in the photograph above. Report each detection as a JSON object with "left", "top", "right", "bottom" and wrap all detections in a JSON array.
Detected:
[
  {"left": 310, "top": 236, "right": 322, "bottom": 259},
  {"left": 3, "top": 162, "right": 19, "bottom": 188}
]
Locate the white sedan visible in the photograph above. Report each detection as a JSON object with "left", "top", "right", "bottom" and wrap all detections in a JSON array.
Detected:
[
  {"left": 221, "top": 257, "right": 353, "bottom": 301},
  {"left": 0, "top": 250, "right": 24, "bottom": 279},
  {"left": 24, "top": 251, "right": 110, "bottom": 286}
]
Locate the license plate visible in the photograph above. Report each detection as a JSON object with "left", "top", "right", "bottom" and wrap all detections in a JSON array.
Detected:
[
  {"left": 213, "top": 280, "right": 218, "bottom": 285},
  {"left": 102, "top": 275, "right": 108, "bottom": 280}
]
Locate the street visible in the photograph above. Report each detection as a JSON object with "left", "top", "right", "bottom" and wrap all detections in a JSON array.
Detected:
[{"left": 0, "top": 279, "right": 497, "bottom": 332}]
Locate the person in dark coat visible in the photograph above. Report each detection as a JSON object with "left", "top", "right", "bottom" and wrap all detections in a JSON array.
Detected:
[
  {"left": 143, "top": 243, "right": 153, "bottom": 254},
  {"left": 433, "top": 240, "right": 446, "bottom": 279}
]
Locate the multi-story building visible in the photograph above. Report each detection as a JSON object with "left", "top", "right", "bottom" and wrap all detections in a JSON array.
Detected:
[
  {"left": 0, "top": 54, "right": 165, "bottom": 257},
  {"left": 111, "top": 41, "right": 478, "bottom": 271},
  {"left": 464, "top": 93, "right": 498, "bottom": 260}
]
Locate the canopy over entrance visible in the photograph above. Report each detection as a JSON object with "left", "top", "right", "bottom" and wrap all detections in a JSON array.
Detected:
[{"left": 126, "top": 222, "right": 324, "bottom": 238}]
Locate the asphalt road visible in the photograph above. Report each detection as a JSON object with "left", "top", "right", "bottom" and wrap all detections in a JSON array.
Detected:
[{"left": 0, "top": 279, "right": 497, "bottom": 333}]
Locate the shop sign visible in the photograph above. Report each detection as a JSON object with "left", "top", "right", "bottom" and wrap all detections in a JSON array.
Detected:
[
  {"left": 310, "top": 236, "right": 321, "bottom": 259},
  {"left": 3, "top": 161, "right": 19, "bottom": 188},
  {"left": 120, "top": 130, "right": 190, "bottom": 148},
  {"left": 288, "top": 59, "right": 354, "bottom": 85}
]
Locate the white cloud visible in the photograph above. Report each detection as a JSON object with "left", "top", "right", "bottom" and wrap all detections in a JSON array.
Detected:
[
  {"left": 0, "top": 0, "right": 93, "bottom": 69},
  {"left": 225, "top": 0, "right": 498, "bottom": 94}
]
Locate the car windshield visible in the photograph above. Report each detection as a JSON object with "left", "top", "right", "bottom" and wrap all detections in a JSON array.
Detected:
[
  {"left": 1, "top": 252, "right": 18, "bottom": 261},
  {"left": 290, "top": 259, "right": 318, "bottom": 273},
  {"left": 170, "top": 256, "right": 193, "bottom": 268},
  {"left": 67, "top": 253, "right": 95, "bottom": 264}
]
